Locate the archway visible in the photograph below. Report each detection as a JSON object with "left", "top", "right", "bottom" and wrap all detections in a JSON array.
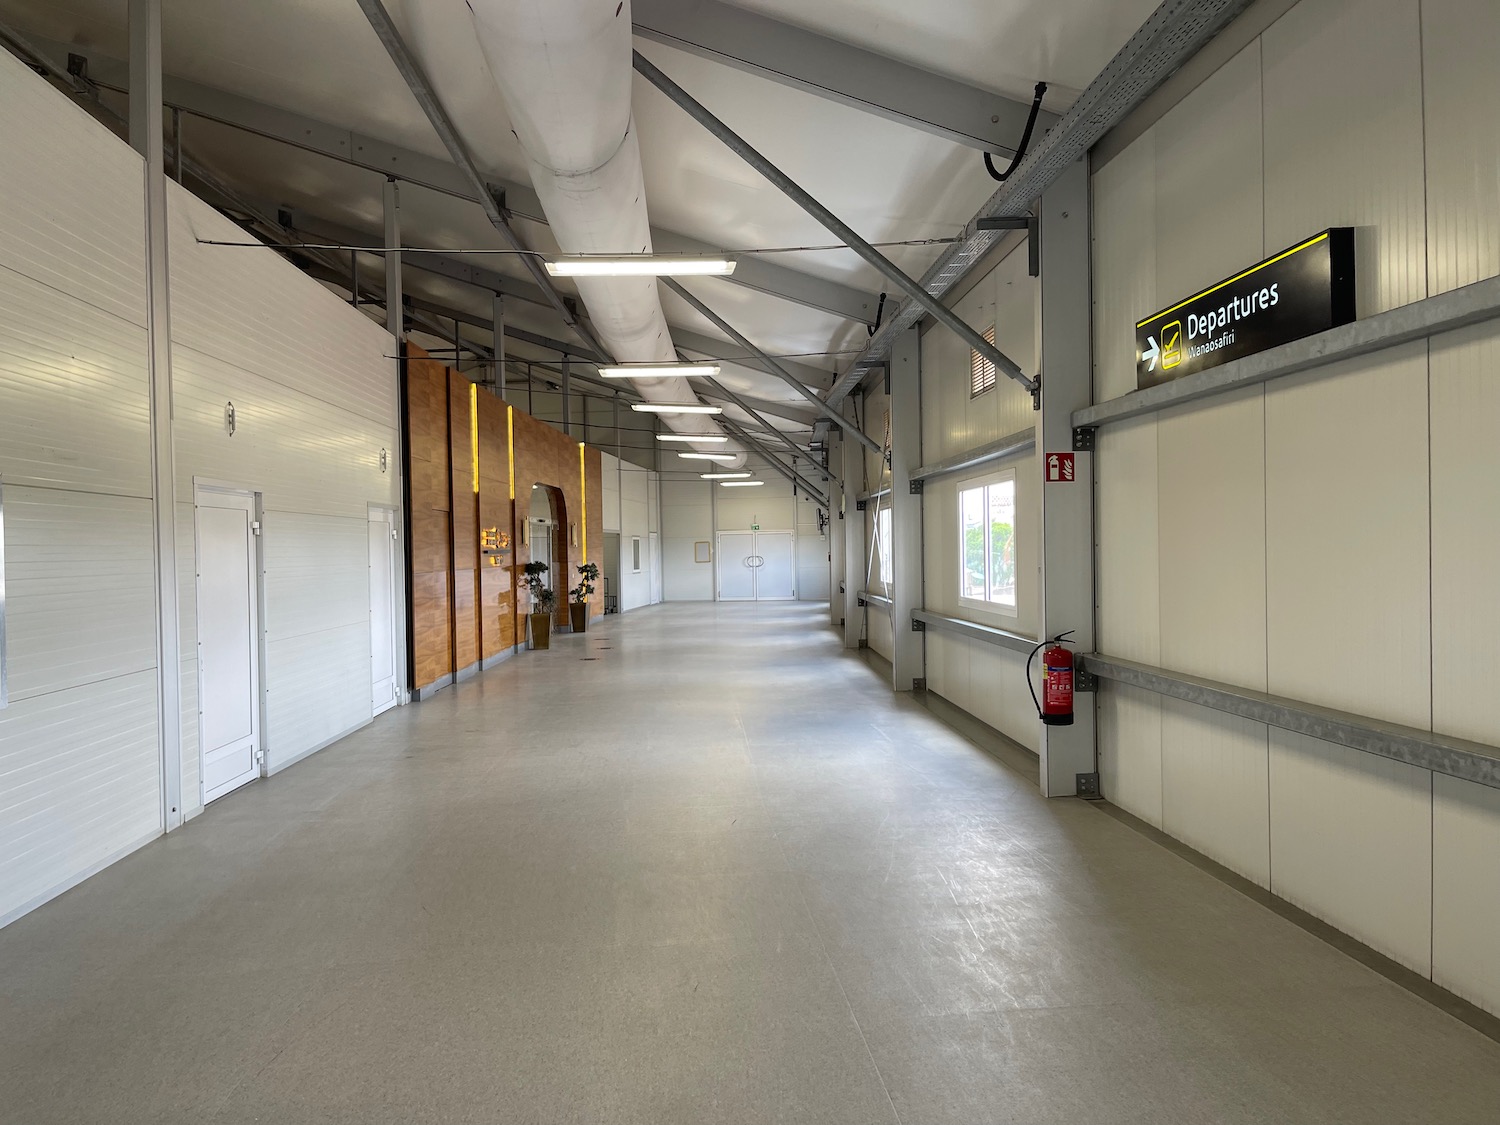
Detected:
[{"left": 525, "top": 483, "right": 570, "bottom": 628}]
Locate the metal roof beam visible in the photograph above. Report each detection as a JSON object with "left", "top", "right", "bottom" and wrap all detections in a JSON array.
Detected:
[
  {"left": 824, "top": 0, "right": 1258, "bottom": 406},
  {"left": 31, "top": 38, "right": 877, "bottom": 325},
  {"left": 632, "top": 0, "right": 1056, "bottom": 154}
]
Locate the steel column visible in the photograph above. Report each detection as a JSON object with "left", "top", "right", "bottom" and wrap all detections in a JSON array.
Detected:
[
  {"left": 661, "top": 278, "right": 880, "bottom": 454},
  {"left": 383, "top": 179, "right": 402, "bottom": 340},
  {"left": 637, "top": 52, "right": 1031, "bottom": 393},
  {"left": 129, "top": 0, "right": 182, "bottom": 830},
  {"left": 1036, "top": 160, "right": 1096, "bottom": 797},
  {"left": 888, "top": 327, "right": 923, "bottom": 691},
  {"left": 492, "top": 293, "right": 505, "bottom": 399},
  {"left": 841, "top": 413, "right": 864, "bottom": 651}
]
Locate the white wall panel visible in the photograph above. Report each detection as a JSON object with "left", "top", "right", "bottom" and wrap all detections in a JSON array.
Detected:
[
  {"left": 1156, "top": 386, "right": 1266, "bottom": 689},
  {"left": 264, "top": 626, "right": 372, "bottom": 771},
  {"left": 1098, "top": 683, "right": 1162, "bottom": 829},
  {"left": 601, "top": 451, "right": 622, "bottom": 533},
  {"left": 0, "top": 671, "right": 160, "bottom": 928},
  {"left": 1090, "top": 129, "right": 1156, "bottom": 402},
  {"left": 965, "top": 645, "right": 1039, "bottom": 754},
  {"left": 1269, "top": 729, "right": 1432, "bottom": 974},
  {"left": 1429, "top": 321, "right": 1500, "bottom": 745},
  {"left": 1160, "top": 699, "right": 1270, "bottom": 887},
  {"left": 168, "top": 197, "right": 397, "bottom": 426},
  {"left": 616, "top": 464, "right": 657, "bottom": 610},
  {"left": 2, "top": 489, "right": 157, "bottom": 703},
  {"left": 0, "top": 51, "right": 146, "bottom": 328},
  {"left": 1095, "top": 416, "right": 1159, "bottom": 664},
  {"left": 0, "top": 54, "right": 161, "bottom": 929},
  {"left": 660, "top": 478, "right": 712, "bottom": 602},
  {"left": 1421, "top": 0, "right": 1500, "bottom": 295},
  {"left": 1262, "top": 0, "right": 1427, "bottom": 315},
  {"left": 1432, "top": 774, "right": 1500, "bottom": 1015},
  {"left": 1152, "top": 41, "right": 1264, "bottom": 303},
  {"left": 1265, "top": 344, "right": 1430, "bottom": 727},
  {"left": 865, "top": 604, "right": 894, "bottom": 662},
  {"left": 795, "top": 499, "right": 828, "bottom": 602},
  {"left": 0, "top": 270, "right": 151, "bottom": 498}
]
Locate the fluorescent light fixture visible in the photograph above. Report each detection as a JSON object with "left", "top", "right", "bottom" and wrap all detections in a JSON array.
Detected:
[
  {"left": 677, "top": 452, "right": 738, "bottom": 463},
  {"left": 545, "top": 257, "right": 735, "bottom": 277},
  {"left": 656, "top": 434, "right": 729, "bottom": 443},
  {"left": 719, "top": 481, "right": 765, "bottom": 487},
  {"left": 630, "top": 403, "right": 722, "bottom": 415},
  {"left": 700, "top": 472, "right": 752, "bottom": 479},
  {"left": 598, "top": 363, "right": 720, "bottom": 378}
]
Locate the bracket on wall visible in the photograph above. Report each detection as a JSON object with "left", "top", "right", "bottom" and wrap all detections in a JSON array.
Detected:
[
  {"left": 1030, "top": 375, "right": 1041, "bottom": 412},
  {"left": 912, "top": 677, "right": 926, "bottom": 691},
  {"left": 908, "top": 478, "right": 924, "bottom": 494},
  {"left": 911, "top": 617, "right": 925, "bottom": 632},
  {"left": 976, "top": 215, "right": 1041, "bottom": 277},
  {"left": 855, "top": 498, "right": 867, "bottom": 511},
  {"left": 1075, "top": 771, "right": 1101, "bottom": 799},
  {"left": 1071, "top": 425, "right": 1096, "bottom": 452},
  {"left": 1074, "top": 667, "right": 1098, "bottom": 693}
]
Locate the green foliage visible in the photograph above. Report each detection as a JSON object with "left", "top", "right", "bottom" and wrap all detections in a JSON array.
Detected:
[
  {"left": 522, "top": 560, "right": 555, "bottom": 612},
  {"left": 570, "top": 562, "right": 600, "bottom": 603}
]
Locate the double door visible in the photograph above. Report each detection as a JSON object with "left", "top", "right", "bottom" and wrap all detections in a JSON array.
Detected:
[{"left": 717, "top": 530, "right": 795, "bottom": 601}]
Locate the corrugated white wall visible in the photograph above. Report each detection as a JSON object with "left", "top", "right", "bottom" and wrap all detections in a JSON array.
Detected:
[
  {"left": 168, "top": 189, "right": 399, "bottom": 807},
  {"left": 0, "top": 51, "right": 161, "bottom": 927},
  {"left": 915, "top": 242, "right": 1041, "bottom": 750},
  {"left": 0, "top": 51, "right": 403, "bottom": 925},
  {"left": 619, "top": 464, "right": 660, "bottom": 609},
  {"left": 1091, "top": 0, "right": 1500, "bottom": 1012}
]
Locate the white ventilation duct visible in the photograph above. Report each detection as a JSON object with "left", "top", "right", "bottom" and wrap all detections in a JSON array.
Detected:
[{"left": 395, "top": 0, "right": 744, "bottom": 465}]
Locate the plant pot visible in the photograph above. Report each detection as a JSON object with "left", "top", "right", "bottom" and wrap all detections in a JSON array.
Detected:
[
  {"left": 569, "top": 601, "right": 589, "bottom": 633},
  {"left": 528, "top": 612, "right": 552, "bottom": 650}
]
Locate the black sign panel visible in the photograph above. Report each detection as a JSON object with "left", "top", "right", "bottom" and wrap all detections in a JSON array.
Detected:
[{"left": 1135, "top": 229, "right": 1355, "bottom": 389}]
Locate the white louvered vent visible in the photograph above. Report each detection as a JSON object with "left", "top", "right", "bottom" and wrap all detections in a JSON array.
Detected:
[{"left": 971, "top": 325, "right": 997, "bottom": 397}]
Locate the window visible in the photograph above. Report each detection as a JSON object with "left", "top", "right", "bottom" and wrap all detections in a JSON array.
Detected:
[
  {"left": 959, "top": 471, "right": 1016, "bottom": 613},
  {"left": 876, "top": 507, "right": 893, "bottom": 588},
  {"left": 970, "top": 324, "right": 997, "bottom": 397},
  {"left": 631, "top": 536, "right": 642, "bottom": 573}
]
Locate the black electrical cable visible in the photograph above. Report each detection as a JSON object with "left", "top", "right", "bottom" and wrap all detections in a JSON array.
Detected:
[
  {"left": 866, "top": 292, "right": 887, "bottom": 338},
  {"left": 983, "top": 82, "right": 1049, "bottom": 183}
]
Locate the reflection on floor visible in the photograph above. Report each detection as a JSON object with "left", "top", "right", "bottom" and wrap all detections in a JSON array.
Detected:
[{"left": 2, "top": 602, "right": 1498, "bottom": 1123}]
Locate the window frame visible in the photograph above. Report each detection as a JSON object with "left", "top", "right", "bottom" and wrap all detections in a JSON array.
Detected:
[
  {"left": 956, "top": 468, "right": 1019, "bottom": 619},
  {"left": 631, "top": 536, "right": 642, "bottom": 574},
  {"left": 875, "top": 505, "right": 893, "bottom": 589}
]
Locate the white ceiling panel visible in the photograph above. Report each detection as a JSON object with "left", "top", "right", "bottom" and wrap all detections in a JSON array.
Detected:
[{"left": 724, "top": 0, "right": 1162, "bottom": 108}]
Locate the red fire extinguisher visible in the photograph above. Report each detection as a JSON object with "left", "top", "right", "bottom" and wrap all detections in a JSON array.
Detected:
[{"left": 1027, "top": 631, "right": 1075, "bottom": 726}]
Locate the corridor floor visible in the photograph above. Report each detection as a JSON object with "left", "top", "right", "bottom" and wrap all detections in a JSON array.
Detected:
[{"left": 2, "top": 603, "right": 1498, "bottom": 1124}]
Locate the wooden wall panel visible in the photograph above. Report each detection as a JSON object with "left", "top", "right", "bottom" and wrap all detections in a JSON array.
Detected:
[
  {"left": 405, "top": 346, "right": 452, "bottom": 691},
  {"left": 405, "top": 347, "right": 608, "bottom": 683},
  {"left": 448, "top": 372, "right": 480, "bottom": 673},
  {"left": 476, "top": 391, "right": 515, "bottom": 658}
]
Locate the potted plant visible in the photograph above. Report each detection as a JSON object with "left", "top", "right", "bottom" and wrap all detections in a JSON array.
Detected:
[
  {"left": 522, "top": 561, "right": 556, "bottom": 650},
  {"left": 569, "top": 562, "right": 600, "bottom": 633}
]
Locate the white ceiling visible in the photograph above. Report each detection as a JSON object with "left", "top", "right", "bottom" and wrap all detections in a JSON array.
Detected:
[{"left": 0, "top": 0, "right": 1154, "bottom": 428}]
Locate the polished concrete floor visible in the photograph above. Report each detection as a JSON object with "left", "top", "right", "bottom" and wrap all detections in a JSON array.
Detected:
[{"left": 3, "top": 602, "right": 1499, "bottom": 1124}]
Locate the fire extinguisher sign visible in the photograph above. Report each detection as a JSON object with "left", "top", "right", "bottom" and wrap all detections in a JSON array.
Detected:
[{"left": 1045, "top": 452, "right": 1075, "bottom": 483}]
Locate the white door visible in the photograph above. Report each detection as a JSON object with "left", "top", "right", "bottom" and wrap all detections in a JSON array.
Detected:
[
  {"left": 369, "top": 509, "right": 398, "bottom": 717},
  {"left": 717, "top": 532, "right": 756, "bottom": 599},
  {"left": 754, "top": 531, "right": 796, "bottom": 600},
  {"left": 196, "top": 488, "right": 261, "bottom": 804}
]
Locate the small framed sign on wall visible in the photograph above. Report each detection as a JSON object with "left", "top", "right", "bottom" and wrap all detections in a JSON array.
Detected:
[{"left": 694, "top": 541, "right": 712, "bottom": 564}]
